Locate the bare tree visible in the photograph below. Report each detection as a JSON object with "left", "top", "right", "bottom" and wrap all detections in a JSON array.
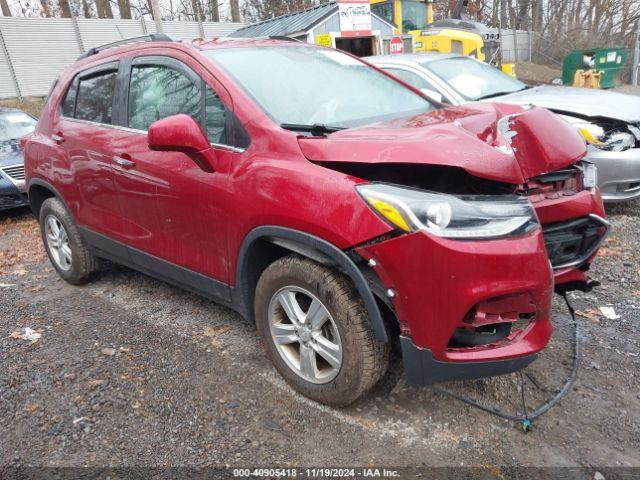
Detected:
[
  {"left": 191, "top": 0, "right": 201, "bottom": 20},
  {"left": 96, "top": 0, "right": 113, "bottom": 17},
  {"left": 40, "top": 0, "right": 51, "bottom": 16},
  {"left": 209, "top": 0, "right": 218, "bottom": 21},
  {"left": 229, "top": 0, "right": 239, "bottom": 22},
  {"left": 1, "top": 0, "right": 12, "bottom": 16},
  {"left": 59, "top": 0, "right": 72, "bottom": 17},
  {"left": 242, "top": 0, "right": 315, "bottom": 22},
  {"left": 118, "top": 0, "right": 131, "bottom": 18},
  {"left": 81, "top": 0, "right": 92, "bottom": 17}
]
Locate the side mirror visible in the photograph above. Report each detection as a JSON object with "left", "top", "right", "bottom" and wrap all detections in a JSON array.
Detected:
[
  {"left": 148, "top": 114, "right": 210, "bottom": 153},
  {"left": 420, "top": 88, "right": 443, "bottom": 103}
]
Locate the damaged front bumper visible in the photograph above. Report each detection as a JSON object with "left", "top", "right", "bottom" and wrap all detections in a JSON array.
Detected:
[
  {"left": 533, "top": 188, "right": 608, "bottom": 287},
  {"left": 587, "top": 146, "right": 640, "bottom": 203},
  {"left": 356, "top": 227, "right": 554, "bottom": 385},
  {"left": 399, "top": 336, "right": 538, "bottom": 386}
]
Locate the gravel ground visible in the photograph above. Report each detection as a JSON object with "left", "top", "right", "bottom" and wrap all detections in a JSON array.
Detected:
[
  {"left": 1, "top": 96, "right": 639, "bottom": 475},
  {"left": 0, "top": 199, "right": 638, "bottom": 472}
]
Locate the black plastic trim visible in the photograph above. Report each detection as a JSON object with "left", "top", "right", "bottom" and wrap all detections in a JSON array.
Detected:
[
  {"left": 27, "top": 178, "right": 70, "bottom": 217},
  {"left": 234, "top": 226, "right": 389, "bottom": 342},
  {"left": 77, "top": 33, "right": 174, "bottom": 61},
  {"left": 78, "top": 227, "right": 233, "bottom": 307},
  {"left": 400, "top": 336, "right": 537, "bottom": 386}
]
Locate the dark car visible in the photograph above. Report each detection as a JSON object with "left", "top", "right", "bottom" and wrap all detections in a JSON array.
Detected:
[
  {"left": 23, "top": 36, "right": 606, "bottom": 406},
  {"left": 0, "top": 108, "right": 36, "bottom": 210}
]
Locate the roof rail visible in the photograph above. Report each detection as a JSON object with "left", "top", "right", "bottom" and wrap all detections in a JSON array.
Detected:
[
  {"left": 267, "top": 36, "right": 302, "bottom": 42},
  {"left": 77, "top": 33, "right": 175, "bottom": 61}
]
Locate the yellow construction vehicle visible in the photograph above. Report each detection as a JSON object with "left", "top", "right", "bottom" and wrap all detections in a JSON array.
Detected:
[{"left": 371, "top": 0, "right": 505, "bottom": 68}]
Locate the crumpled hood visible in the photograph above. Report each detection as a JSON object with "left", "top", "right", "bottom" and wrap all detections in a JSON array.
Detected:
[
  {"left": 298, "top": 103, "right": 587, "bottom": 185},
  {"left": 0, "top": 139, "right": 24, "bottom": 168},
  {"left": 494, "top": 85, "right": 640, "bottom": 124}
]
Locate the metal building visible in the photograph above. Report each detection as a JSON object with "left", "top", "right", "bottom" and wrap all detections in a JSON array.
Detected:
[{"left": 230, "top": 1, "right": 398, "bottom": 57}]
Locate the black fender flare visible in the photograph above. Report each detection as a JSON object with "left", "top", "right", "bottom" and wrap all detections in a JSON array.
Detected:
[
  {"left": 234, "top": 226, "right": 389, "bottom": 343},
  {"left": 27, "top": 178, "right": 71, "bottom": 217}
]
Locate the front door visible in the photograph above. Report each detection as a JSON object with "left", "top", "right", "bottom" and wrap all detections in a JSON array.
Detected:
[{"left": 111, "top": 54, "right": 238, "bottom": 288}]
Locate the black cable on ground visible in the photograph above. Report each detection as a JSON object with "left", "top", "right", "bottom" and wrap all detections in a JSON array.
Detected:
[{"left": 430, "top": 293, "right": 581, "bottom": 429}]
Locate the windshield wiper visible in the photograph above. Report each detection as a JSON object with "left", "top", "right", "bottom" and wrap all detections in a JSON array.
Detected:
[
  {"left": 280, "top": 123, "right": 345, "bottom": 136},
  {"left": 476, "top": 86, "right": 531, "bottom": 101}
]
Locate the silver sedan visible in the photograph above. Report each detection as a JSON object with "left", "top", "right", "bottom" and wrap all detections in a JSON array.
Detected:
[{"left": 367, "top": 53, "right": 640, "bottom": 203}]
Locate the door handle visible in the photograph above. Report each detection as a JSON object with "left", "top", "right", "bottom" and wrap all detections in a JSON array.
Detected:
[
  {"left": 112, "top": 155, "right": 136, "bottom": 168},
  {"left": 51, "top": 132, "right": 64, "bottom": 143}
]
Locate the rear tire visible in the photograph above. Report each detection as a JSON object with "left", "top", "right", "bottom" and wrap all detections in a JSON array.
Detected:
[
  {"left": 254, "top": 255, "right": 389, "bottom": 407},
  {"left": 39, "top": 197, "right": 100, "bottom": 285}
]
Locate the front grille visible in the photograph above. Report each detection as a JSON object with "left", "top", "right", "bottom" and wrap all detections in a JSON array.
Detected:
[
  {"left": 542, "top": 215, "right": 609, "bottom": 269},
  {"left": 1, "top": 164, "right": 25, "bottom": 181}
]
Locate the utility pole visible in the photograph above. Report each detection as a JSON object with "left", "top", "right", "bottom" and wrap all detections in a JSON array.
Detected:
[
  {"left": 632, "top": 23, "right": 639, "bottom": 86},
  {"left": 150, "top": 0, "right": 163, "bottom": 33}
]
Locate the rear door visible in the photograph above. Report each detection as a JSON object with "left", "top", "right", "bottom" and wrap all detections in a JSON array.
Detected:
[
  {"left": 111, "top": 52, "right": 243, "bottom": 288},
  {"left": 55, "top": 62, "right": 127, "bottom": 246}
]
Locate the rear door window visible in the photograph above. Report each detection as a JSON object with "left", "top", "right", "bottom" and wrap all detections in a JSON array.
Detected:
[{"left": 74, "top": 69, "right": 118, "bottom": 124}]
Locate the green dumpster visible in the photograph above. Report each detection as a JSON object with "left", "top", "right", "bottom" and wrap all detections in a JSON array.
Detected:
[{"left": 562, "top": 47, "right": 628, "bottom": 89}]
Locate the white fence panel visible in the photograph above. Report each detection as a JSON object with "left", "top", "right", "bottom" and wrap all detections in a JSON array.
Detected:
[
  {"left": 144, "top": 20, "right": 157, "bottom": 35},
  {"left": 0, "top": 17, "right": 245, "bottom": 99},
  {"left": 202, "top": 22, "right": 246, "bottom": 38},
  {"left": 159, "top": 20, "right": 203, "bottom": 40},
  {"left": 0, "top": 35, "right": 18, "bottom": 98},
  {"left": 77, "top": 19, "right": 146, "bottom": 50},
  {"left": 0, "top": 18, "right": 81, "bottom": 97}
]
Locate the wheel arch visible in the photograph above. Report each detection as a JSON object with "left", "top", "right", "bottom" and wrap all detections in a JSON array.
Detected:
[
  {"left": 28, "top": 179, "right": 66, "bottom": 219},
  {"left": 234, "top": 226, "right": 389, "bottom": 343}
]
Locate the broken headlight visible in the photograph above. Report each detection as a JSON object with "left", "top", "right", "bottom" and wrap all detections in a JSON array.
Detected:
[
  {"left": 356, "top": 184, "right": 538, "bottom": 239},
  {"left": 560, "top": 115, "right": 638, "bottom": 152},
  {"left": 581, "top": 161, "right": 598, "bottom": 189}
]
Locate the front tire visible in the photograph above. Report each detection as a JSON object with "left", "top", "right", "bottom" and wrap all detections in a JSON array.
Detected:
[
  {"left": 254, "top": 255, "right": 389, "bottom": 406},
  {"left": 39, "top": 197, "right": 101, "bottom": 285}
]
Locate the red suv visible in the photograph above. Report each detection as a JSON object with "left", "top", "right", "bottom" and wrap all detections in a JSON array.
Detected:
[{"left": 24, "top": 35, "right": 607, "bottom": 406}]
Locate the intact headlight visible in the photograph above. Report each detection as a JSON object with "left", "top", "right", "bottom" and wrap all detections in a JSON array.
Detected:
[
  {"left": 356, "top": 184, "right": 538, "bottom": 240},
  {"left": 559, "top": 115, "right": 637, "bottom": 152}
]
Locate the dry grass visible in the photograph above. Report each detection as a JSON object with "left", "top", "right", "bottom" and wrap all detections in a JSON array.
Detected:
[
  {"left": 0, "top": 215, "right": 47, "bottom": 275},
  {"left": 0, "top": 97, "right": 45, "bottom": 118},
  {"left": 516, "top": 61, "right": 563, "bottom": 84}
]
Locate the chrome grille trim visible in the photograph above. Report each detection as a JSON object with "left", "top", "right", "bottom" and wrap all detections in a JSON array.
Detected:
[{"left": 1, "top": 164, "right": 25, "bottom": 181}]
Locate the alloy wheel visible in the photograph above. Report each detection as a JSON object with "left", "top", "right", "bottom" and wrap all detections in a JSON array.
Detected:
[
  {"left": 268, "top": 286, "right": 343, "bottom": 384},
  {"left": 45, "top": 215, "right": 72, "bottom": 271}
]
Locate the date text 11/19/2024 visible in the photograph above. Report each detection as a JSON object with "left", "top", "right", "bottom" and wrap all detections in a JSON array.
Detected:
[{"left": 232, "top": 468, "right": 400, "bottom": 478}]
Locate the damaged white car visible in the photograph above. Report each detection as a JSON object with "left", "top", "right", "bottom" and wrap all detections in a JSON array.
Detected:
[{"left": 368, "top": 53, "right": 640, "bottom": 203}]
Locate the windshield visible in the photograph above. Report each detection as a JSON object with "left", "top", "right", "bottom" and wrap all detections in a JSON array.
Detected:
[
  {"left": 402, "top": 1, "right": 428, "bottom": 31},
  {"left": 205, "top": 46, "right": 433, "bottom": 129},
  {"left": 0, "top": 111, "right": 37, "bottom": 142},
  {"left": 424, "top": 57, "right": 527, "bottom": 101}
]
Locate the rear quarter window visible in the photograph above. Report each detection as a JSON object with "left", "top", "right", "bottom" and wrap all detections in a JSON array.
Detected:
[{"left": 60, "top": 80, "right": 78, "bottom": 118}]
